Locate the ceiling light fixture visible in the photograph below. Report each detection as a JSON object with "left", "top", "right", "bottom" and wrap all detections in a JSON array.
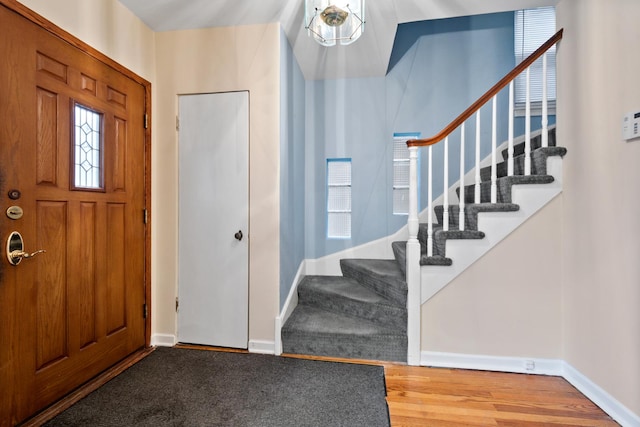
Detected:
[{"left": 305, "top": 0, "right": 365, "bottom": 47}]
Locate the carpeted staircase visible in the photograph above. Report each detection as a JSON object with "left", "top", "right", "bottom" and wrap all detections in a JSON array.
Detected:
[{"left": 282, "top": 127, "right": 565, "bottom": 363}]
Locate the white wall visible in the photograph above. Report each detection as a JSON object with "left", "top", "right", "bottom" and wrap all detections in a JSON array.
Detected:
[
  {"left": 154, "top": 25, "right": 281, "bottom": 346},
  {"left": 557, "top": 0, "right": 640, "bottom": 416}
]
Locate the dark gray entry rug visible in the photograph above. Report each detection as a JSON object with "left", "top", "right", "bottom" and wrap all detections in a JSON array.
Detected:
[{"left": 45, "top": 347, "right": 390, "bottom": 427}]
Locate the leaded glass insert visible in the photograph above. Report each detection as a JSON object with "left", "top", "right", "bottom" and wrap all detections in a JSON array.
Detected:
[{"left": 73, "top": 104, "right": 103, "bottom": 189}]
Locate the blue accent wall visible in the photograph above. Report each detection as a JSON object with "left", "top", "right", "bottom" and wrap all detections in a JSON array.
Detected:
[
  {"left": 305, "top": 12, "right": 547, "bottom": 259},
  {"left": 279, "top": 30, "right": 306, "bottom": 309},
  {"left": 291, "top": 12, "right": 555, "bottom": 262}
]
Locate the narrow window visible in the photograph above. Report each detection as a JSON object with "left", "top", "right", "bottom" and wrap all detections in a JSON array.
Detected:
[
  {"left": 393, "top": 133, "right": 420, "bottom": 215},
  {"left": 327, "top": 158, "right": 351, "bottom": 239},
  {"left": 514, "top": 7, "right": 556, "bottom": 115},
  {"left": 73, "top": 103, "right": 103, "bottom": 190}
]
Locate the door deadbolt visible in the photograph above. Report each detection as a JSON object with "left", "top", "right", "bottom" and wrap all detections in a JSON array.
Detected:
[
  {"left": 6, "top": 231, "right": 46, "bottom": 265},
  {"left": 234, "top": 230, "right": 243, "bottom": 241}
]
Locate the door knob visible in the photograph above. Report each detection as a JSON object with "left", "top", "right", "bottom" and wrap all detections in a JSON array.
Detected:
[
  {"left": 234, "top": 230, "right": 243, "bottom": 241},
  {"left": 6, "top": 231, "right": 46, "bottom": 265}
]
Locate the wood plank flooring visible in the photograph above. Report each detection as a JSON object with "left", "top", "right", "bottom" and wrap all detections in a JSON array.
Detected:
[
  {"left": 384, "top": 364, "right": 619, "bottom": 426},
  {"left": 28, "top": 345, "right": 619, "bottom": 426}
]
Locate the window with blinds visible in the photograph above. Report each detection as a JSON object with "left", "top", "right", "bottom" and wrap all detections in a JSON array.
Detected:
[
  {"left": 393, "top": 133, "right": 420, "bottom": 215},
  {"left": 327, "top": 158, "right": 351, "bottom": 239},
  {"left": 514, "top": 7, "right": 556, "bottom": 114}
]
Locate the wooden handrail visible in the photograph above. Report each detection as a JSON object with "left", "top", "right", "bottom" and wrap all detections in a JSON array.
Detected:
[{"left": 407, "top": 28, "right": 563, "bottom": 147}]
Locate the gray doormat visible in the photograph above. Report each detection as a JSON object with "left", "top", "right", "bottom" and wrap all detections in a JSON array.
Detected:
[{"left": 45, "top": 347, "right": 390, "bottom": 426}]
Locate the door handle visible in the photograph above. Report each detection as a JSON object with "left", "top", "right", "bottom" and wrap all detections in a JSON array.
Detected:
[
  {"left": 234, "top": 230, "right": 243, "bottom": 241},
  {"left": 6, "top": 231, "right": 46, "bottom": 265}
]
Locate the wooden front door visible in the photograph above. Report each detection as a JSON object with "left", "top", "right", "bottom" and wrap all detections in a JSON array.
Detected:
[{"left": 0, "top": 4, "right": 149, "bottom": 425}]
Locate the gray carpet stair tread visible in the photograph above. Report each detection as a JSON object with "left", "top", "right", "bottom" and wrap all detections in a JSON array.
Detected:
[
  {"left": 283, "top": 305, "right": 404, "bottom": 337},
  {"left": 340, "top": 259, "right": 407, "bottom": 306},
  {"left": 434, "top": 229, "right": 485, "bottom": 240},
  {"left": 340, "top": 259, "right": 406, "bottom": 284},
  {"left": 298, "top": 275, "right": 407, "bottom": 331},
  {"left": 299, "top": 275, "right": 404, "bottom": 308},
  {"left": 420, "top": 255, "right": 453, "bottom": 266},
  {"left": 282, "top": 304, "right": 407, "bottom": 362},
  {"left": 394, "top": 241, "right": 454, "bottom": 266},
  {"left": 458, "top": 174, "right": 555, "bottom": 204},
  {"left": 435, "top": 203, "right": 521, "bottom": 231},
  {"left": 482, "top": 146, "right": 567, "bottom": 181}
]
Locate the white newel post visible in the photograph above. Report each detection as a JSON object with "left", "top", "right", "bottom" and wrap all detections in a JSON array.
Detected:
[{"left": 406, "top": 145, "right": 421, "bottom": 366}]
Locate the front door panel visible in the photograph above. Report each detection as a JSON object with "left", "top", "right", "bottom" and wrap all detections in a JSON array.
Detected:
[{"left": 0, "top": 4, "right": 147, "bottom": 424}]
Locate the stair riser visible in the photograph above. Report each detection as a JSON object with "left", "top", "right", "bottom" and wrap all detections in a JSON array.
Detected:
[
  {"left": 281, "top": 330, "right": 407, "bottom": 362},
  {"left": 297, "top": 290, "right": 407, "bottom": 332},
  {"left": 480, "top": 147, "right": 557, "bottom": 181},
  {"left": 417, "top": 224, "right": 484, "bottom": 257},
  {"left": 458, "top": 175, "right": 554, "bottom": 204},
  {"left": 340, "top": 263, "right": 407, "bottom": 306},
  {"left": 500, "top": 127, "right": 556, "bottom": 160},
  {"left": 434, "top": 204, "right": 521, "bottom": 231},
  {"left": 392, "top": 242, "right": 407, "bottom": 275}
]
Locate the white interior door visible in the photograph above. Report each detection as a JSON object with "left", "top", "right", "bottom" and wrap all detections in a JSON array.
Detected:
[{"left": 178, "top": 91, "right": 249, "bottom": 348}]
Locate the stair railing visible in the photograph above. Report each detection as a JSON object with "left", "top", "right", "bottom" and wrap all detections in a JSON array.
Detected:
[{"left": 404, "top": 29, "right": 563, "bottom": 366}]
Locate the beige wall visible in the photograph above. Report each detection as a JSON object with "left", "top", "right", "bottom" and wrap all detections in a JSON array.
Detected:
[
  {"left": 557, "top": 0, "right": 640, "bottom": 415},
  {"left": 422, "top": 197, "right": 563, "bottom": 358},
  {"left": 17, "top": 0, "right": 155, "bottom": 81},
  {"left": 154, "top": 25, "right": 281, "bottom": 344}
]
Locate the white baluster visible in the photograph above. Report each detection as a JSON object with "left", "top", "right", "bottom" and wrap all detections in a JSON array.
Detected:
[
  {"left": 474, "top": 110, "right": 481, "bottom": 204},
  {"left": 525, "top": 67, "right": 531, "bottom": 175},
  {"left": 443, "top": 137, "right": 449, "bottom": 231},
  {"left": 459, "top": 123, "right": 465, "bottom": 231},
  {"left": 542, "top": 52, "right": 548, "bottom": 148},
  {"left": 508, "top": 81, "right": 514, "bottom": 176},
  {"left": 427, "top": 145, "right": 433, "bottom": 257},
  {"left": 406, "top": 145, "right": 420, "bottom": 366},
  {"left": 491, "top": 96, "right": 497, "bottom": 204}
]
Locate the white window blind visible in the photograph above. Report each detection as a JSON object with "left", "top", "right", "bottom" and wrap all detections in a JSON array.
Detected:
[
  {"left": 392, "top": 133, "right": 420, "bottom": 215},
  {"left": 327, "top": 158, "right": 351, "bottom": 239},
  {"left": 514, "top": 7, "right": 556, "bottom": 108}
]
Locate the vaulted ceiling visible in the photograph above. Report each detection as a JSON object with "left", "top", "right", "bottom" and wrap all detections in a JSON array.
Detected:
[{"left": 118, "top": 0, "right": 557, "bottom": 80}]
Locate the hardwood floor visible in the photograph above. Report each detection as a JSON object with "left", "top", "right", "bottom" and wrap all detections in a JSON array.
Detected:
[
  {"left": 28, "top": 345, "right": 619, "bottom": 426},
  {"left": 384, "top": 364, "right": 619, "bottom": 426}
]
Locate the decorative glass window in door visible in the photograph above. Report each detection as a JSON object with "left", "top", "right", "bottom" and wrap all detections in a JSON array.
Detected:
[{"left": 73, "top": 103, "right": 104, "bottom": 190}]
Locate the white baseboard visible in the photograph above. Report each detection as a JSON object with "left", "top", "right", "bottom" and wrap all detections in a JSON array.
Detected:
[
  {"left": 421, "top": 351, "right": 563, "bottom": 376},
  {"left": 274, "top": 261, "right": 306, "bottom": 356},
  {"left": 151, "top": 333, "right": 176, "bottom": 347},
  {"left": 562, "top": 362, "right": 640, "bottom": 427},
  {"left": 248, "top": 340, "right": 275, "bottom": 355},
  {"left": 421, "top": 351, "right": 639, "bottom": 427}
]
